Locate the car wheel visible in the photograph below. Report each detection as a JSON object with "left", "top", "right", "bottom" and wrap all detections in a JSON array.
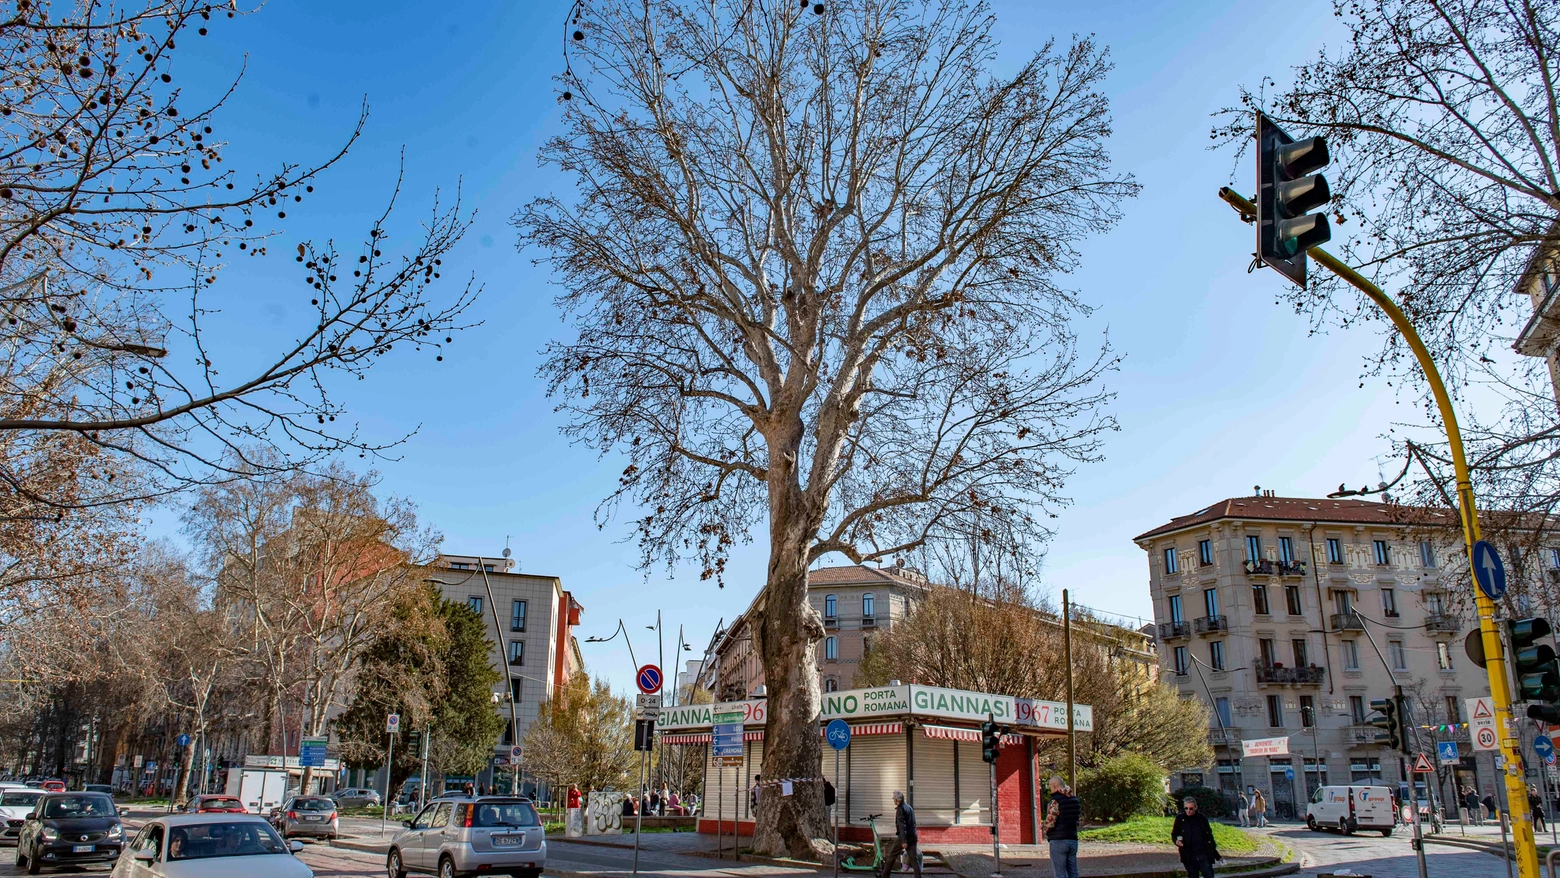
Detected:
[
  {"left": 1306, "top": 815, "right": 1317, "bottom": 831},
  {"left": 25, "top": 843, "right": 40, "bottom": 875},
  {"left": 387, "top": 848, "right": 407, "bottom": 878},
  {"left": 439, "top": 855, "right": 459, "bottom": 878},
  {"left": 1380, "top": 827, "right": 1393, "bottom": 837},
  {"left": 1340, "top": 818, "right": 1354, "bottom": 835}
]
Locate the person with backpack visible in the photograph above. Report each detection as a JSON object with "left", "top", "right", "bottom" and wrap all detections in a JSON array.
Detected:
[{"left": 1044, "top": 776, "right": 1081, "bottom": 878}]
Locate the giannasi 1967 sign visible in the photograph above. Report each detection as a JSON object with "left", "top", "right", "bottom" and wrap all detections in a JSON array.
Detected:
[{"left": 656, "top": 684, "right": 1092, "bottom": 733}]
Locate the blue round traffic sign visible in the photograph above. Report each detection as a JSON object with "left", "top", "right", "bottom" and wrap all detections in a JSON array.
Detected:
[
  {"left": 1536, "top": 735, "right": 1554, "bottom": 760},
  {"left": 177, "top": 734, "right": 190, "bottom": 748},
  {"left": 826, "top": 719, "right": 852, "bottom": 751},
  {"left": 636, "top": 664, "right": 663, "bottom": 694},
  {"left": 1472, "top": 540, "right": 1507, "bottom": 600},
  {"left": 1284, "top": 767, "right": 1294, "bottom": 779}
]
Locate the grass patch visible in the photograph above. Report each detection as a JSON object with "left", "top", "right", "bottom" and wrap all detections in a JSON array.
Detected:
[{"left": 1079, "top": 816, "right": 1260, "bottom": 855}]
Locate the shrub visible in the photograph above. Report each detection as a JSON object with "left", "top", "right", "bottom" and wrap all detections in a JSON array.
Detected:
[
  {"left": 1076, "top": 753, "right": 1166, "bottom": 823},
  {"left": 1170, "top": 785, "right": 1231, "bottom": 818}
]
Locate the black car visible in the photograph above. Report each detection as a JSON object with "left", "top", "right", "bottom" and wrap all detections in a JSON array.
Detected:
[{"left": 13, "top": 792, "right": 123, "bottom": 873}]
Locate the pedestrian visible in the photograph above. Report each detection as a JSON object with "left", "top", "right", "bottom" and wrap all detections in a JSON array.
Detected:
[
  {"left": 668, "top": 789, "right": 681, "bottom": 815},
  {"left": 881, "top": 790, "right": 921, "bottom": 878},
  {"left": 750, "top": 775, "right": 761, "bottom": 817},
  {"left": 660, "top": 785, "right": 671, "bottom": 815},
  {"left": 1237, "top": 788, "right": 1251, "bottom": 828},
  {"left": 1531, "top": 786, "right": 1547, "bottom": 832},
  {"left": 567, "top": 783, "right": 582, "bottom": 810},
  {"left": 650, "top": 788, "right": 661, "bottom": 815},
  {"left": 621, "top": 793, "right": 636, "bottom": 824},
  {"left": 1172, "top": 796, "right": 1222, "bottom": 878},
  {"left": 1251, "top": 788, "right": 1268, "bottom": 828},
  {"left": 1483, "top": 792, "right": 1499, "bottom": 822},
  {"left": 1044, "top": 776, "right": 1081, "bottom": 878},
  {"left": 464, "top": 782, "right": 475, "bottom": 797}
]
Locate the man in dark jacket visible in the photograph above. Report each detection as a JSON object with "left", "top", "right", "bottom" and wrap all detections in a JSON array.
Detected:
[
  {"left": 1171, "top": 796, "right": 1220, "bottom": 878},
  {"left": 880, "top": 790, "right": 921, "bottom": 878}
]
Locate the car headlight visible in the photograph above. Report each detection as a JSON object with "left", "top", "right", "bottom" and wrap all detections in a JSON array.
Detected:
[
  {"left": 108, "top": 824, "right": 123, "bottom": 838},
  {"left": 41, "top": 827, "right": 58, "bottom": 841}
]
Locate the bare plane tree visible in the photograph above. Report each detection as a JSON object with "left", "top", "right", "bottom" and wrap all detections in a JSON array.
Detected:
[{"left": 518, "top": 0, "right": 1134, "bottom": 857}]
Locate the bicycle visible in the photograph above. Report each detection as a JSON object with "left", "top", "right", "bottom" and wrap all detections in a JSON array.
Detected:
[{"left": 839, "top": 813, "right": 887, "bottom": 873}]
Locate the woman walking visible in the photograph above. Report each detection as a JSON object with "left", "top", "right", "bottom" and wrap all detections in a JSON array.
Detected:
[{"left": 1251, "top": 789, "right": 1268, "bottom": 828}]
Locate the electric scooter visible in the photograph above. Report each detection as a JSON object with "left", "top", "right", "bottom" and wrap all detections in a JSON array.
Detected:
[{"left": 839, "top": 813, "right": 886, "bottom": 872}]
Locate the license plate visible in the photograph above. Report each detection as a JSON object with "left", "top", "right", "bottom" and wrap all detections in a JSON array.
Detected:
[
  {"left": 72, "top": 845, "right": 93, "bottom": 853},
  {"left": 305, "top": 815, "right": 322, "bottom": 821},
  {"left": 492, "top": 834, "right": 520, "bottom": 846}
]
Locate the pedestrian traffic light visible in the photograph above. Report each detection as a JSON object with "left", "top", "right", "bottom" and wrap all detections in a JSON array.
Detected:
[
  {"left": 1508, "top": 617, "right": 1560, "bottom": 722},
  {"left": 1369, "top": 697, "right": 1402, "bottom": 751},
  {"left": 981, "top": 718, "right": 1000, "bottom": 764},
  {"left": 1256, "top": 112, "right": 1331, "bottom": 287}
]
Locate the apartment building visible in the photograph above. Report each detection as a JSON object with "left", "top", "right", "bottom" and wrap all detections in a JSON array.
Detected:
[
  {"left": 1135, "top": 493, "right": 1492, "bottom": 818},
  {"left": 426, "top": 554, "right": 583, "bottom": 781},
  {"left": 1514, "top": 228, "right": 1560, "bottom": 406}
]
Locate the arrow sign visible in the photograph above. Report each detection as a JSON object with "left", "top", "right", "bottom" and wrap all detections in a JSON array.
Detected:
[
  {"left": 636, "top": 664, "right": 663, "bottom": 694},
  {"left": 1412, "top": 753, "right": 1435, "bottom": 773},
  {"left": 1472, "top": 539, "right": 1507, "bottom": 600},
  {"left": 176, "top": 734, "right": 190, "bottom": 748},
  {"left": 1536, "top": 735, "right": 1555, "bottom": 760}
]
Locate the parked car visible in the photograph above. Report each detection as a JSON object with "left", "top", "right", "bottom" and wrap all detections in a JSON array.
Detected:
[
  {"left": 182, "top": 796, "right": 247, "bottom": 815},
  {"left": 110, "top": 813, "right": 312, "bottom": 877},
  {"left": 1306, "top": 784, "right": 1395, "bottom": 836},
  {"left": 386, "top": 794, "right": 544, "bottom": 878},
  {"left": 13, "top": 791, "right": 124, "bottom": 872},
  {"left": 269, "top": 796, "right": 338, "bottom": 841},
  {"left": 330, "top": 788, "right": 380, "bottom": 809},
  {"left": 0, "top": 789, "right": 46, "bottom": 846}
]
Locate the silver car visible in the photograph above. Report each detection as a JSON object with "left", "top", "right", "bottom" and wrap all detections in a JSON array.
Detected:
[
  {"left": 271, "top": 796, "right": 339, "bottom": 840},
  {"left": 331, "top": 788, "right": 381, "bottom": 809},
  {"left": 386, "top": 796, "right": 544, "bottom": 878}
]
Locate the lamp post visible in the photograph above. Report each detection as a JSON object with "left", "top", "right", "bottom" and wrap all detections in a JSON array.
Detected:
[{"left": 475, "top": 554, "right": 523, "bottom": 796}]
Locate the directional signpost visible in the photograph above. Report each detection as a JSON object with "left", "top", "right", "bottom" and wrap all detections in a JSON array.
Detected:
[
  {"left": 1437, "top": 741, "right": 1460, "bottom": 766},
  {"left": 1472, "top": 539, "right": 1507, "bottom": 601},
  {"left": 826, "top": 719, "right": 850, "bottom": 878},
  {"left": 300, "top": 736, "right": 328, "bottom": 769},
  {"left": 712, "top": 709, "right": 745, "bottom": 863}
]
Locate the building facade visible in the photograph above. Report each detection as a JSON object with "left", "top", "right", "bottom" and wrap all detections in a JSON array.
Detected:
[
  {"left": 427, "top": 554, "right": 583, "bottom": 781},
  {"left": 1136, "top": 493, "right": 1492, "bottom": 818},
  {"left": 1514, "top": 230, "right": 1560, "bottom": 407}
]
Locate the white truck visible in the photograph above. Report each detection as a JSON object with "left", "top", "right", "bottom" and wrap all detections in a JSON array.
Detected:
[
  {"left": 223, "top": 767, "right": 292, "bottom": 815},
  {"left": 1306, "top": 785, "right": 1395, "bottom": 836}
]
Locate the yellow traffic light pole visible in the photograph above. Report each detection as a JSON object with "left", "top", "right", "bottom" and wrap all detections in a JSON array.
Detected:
[{"left": 1219, "top": 187, "right": 1538, "bottom": 878}]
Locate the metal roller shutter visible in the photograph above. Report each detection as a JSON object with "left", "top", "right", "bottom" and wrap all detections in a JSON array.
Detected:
[
  {"left": 702, "top": 739, "right": 759, "bottom": 823},
  {"left": 955, "top": 740, "right": 989, "bottom": 824},
  {"left": 913, "top": 735, "right": 958, "bottom": 825},
  {"left": 845, "top": 735, "right": 906, "bottom": 830}
]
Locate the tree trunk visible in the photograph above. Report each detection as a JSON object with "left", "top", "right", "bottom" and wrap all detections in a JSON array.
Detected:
[
  {"left": 172, "top": 737, "right": 197, "bottom": 806},
  {"left": 752, "top": 448, "right": 830, "bottom": 859}
]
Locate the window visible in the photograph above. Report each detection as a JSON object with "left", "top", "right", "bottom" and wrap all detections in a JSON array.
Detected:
[
  {"left": 1252, "top": 584, "right": 1270, "bottom": 615},
  {"left": 1168, "top": 594, "right": 1184, "bottom": 624},
  {"left": 824, "top": 678, "right": 838, "bottom": 692},
  {"left": 824, "top": 594, "right": 837, "bottom": 619},
  {"left": 1210, "top": 641, "right": 1225, "bottom": 671},
  {"left": 1285, "top": 585, "right": 1303, "bottom": 616},
  {"left": 1199, "top": 539, "right": 1213, "bottom": 566},
  {"left": 1292, "top": 638, "right": 1308, "bottom": 667},
  {"left": 1326, "top": 538, "right": 1343, "bottom": 564},
  {"left": 1215, "top": 697, "right": 1232, "bottom": 727},
  {"left": 510, "top": 677, "right": 523, "bottom": 702},
  {"left": 1426, "top": 593, "right": 1444, "bottom": 615},
  {"left": 1203, "top": 588, "right": 1219, "bottom": 618},
  {"left": 1349, "top": 695, "right": 1366, "bottom": 724},
  {"left": 1436, "top": 641, "right": 1454, "bottom": 670},
  {"left": 1351, "top": 757, "right": 1382, "bottom": 783},
  {"left": 1421, "top": 541, "right": 1437, "bottom": 568},
  {"left": 1382, "top": 588, "right": 1398, "bottom": 617},
  {"left": 1333, "top": 590, "right": 1353, "bottom": 614},
  {"left": 1389, "top": 639, "right": 1407, "bottom": 671},
  {"left": 1341, "top": 639, "right": 1360, "bottom": 670},
  {"left": 510, "top": 600, "right": 527, "bottom": 632},
  {"left": 1164, "top": 548, "right": 1178, "bottom": 574},
  {"left": 1300, "top": 695, "right": 1316, "bottom": 727},
  {"left": 1551, "top": 548, "right": 1560, "bottom": 570},
  {"left": 508, "top": 640, "right": 524, "bottom": 665},
  {"left": 861, "top": 593, "right": 875, "bottom": 619},
  {"left": 1258, "top": 638, "right": 1277, "bottom": 666},
  {"left": 1267, "top": 695, "right": 1284, "bottom": 727},
  {"left": 1279, "top": 536, "right": 1295, "bottom": 564},
  {"left": 1246, "top": 535, "right": 1262, "bottom": 561},
  {"left": 1373, "top": 539, "right": 1390, "bottom": 566},
  {"left": 1173, "top": 646, "right": 1188, "bottom": 675},
  {"left": 467, "top": 596, "right": 483, "bottom": 614},
  {"left": 825, "top": 636, "right": 838, "bottom": 660}
]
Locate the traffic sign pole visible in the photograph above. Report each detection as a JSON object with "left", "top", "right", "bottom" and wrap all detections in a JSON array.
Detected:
[{"left": 1219, "top": 188, "right": 1539, "bottom": 878}]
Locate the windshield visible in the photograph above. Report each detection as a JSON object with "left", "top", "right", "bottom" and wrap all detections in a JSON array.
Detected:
[
  {"left": 294, "top": 798, "right": 334, "bottom": 811},
  {"left": 43, "top": 795, "right": 114, "bottom": 818},
  {"left": 199, "top": 798, "right": 242, "bottom": 809},
  {"left": 467, "top": 801, "right": 540, "bottom": 828},
  {"left": 0, "top": 792, "right": 42, "bottom": 807},
  {"left": 167, "top": 821, "right": 287, "bottom": 860}
]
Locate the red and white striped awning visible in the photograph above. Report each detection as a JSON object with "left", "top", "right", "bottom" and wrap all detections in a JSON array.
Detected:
[
  {"left": 663, "top": 722, "right": 904, "bottom": 744},
  {"left": 659, "top": 730, "right": 766, "bottom": 745},
  {"left": 922, "top": 724, "right": 1022, "bottom": 745},
  {"left": 848, "top": 722, "right": 903, "bottom": 736}
]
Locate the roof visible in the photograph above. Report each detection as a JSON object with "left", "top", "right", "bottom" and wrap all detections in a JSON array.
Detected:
[
  {"left": 806, "top": 564, "right": 927, "bottom": 587},
  {"left": 1133, "top": 495, "right": 1454, "bottom": 542}
]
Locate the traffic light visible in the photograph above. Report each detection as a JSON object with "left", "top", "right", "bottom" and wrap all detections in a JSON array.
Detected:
[
  {"left": 1508, "top": 617, "right": 1560, "bottom": 722},
  {"left": 406, "top": 730, "right": 421, "bottom": 750},
  {"left": 981, "top": 718, "right": 1000, "bottom": 764},
  {"left": 1256, "top": 112, "right": 1332, "bottom": 287},
  {"left": 1369, "top": 697, "right": 1402, "bottom": 752}
]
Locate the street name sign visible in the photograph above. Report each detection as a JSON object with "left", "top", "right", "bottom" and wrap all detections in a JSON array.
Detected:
[
  {"left": 1472, "top": 540, "right": 1507, "bottom": 600},
  {"left": 1467, "top": 696, "right": 1498, "bottom": 751},
  {"left": 299, "top": 736, "right": 328, "bottom": 769}
]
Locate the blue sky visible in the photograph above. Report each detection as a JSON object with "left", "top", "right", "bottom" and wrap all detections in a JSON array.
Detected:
[{"left": 147, "top": 0, "right": 1459, "bottom": 694}]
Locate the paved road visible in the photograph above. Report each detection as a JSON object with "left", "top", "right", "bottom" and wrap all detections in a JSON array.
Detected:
[{"left": 1254, "top": 820, "right": 1514, "bottom": 878}]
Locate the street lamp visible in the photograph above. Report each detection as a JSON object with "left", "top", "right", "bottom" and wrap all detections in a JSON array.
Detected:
[{"left": 473, "top": 552, "right": 523, "bottom": 796}]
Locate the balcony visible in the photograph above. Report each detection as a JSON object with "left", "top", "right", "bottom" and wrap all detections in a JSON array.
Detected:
[
  {"left": 1158, "top": 621, "right": 1190, "bottom": 640},
  {"left": 1330, "top": 612, "right": 1365, "bottom": 632},
  {"left": 1243, "top": 559, "right": 1307, "bottom": 577},
  {"left": 1193, "top": 615, "right": 1228, "bottom": 635},
  {"left": 861, "top": 616, "right": 877, "bottom": 629},
  {"left": 1208, "top": 729, "right": 1237, "bottom": 746},
  {"left": 824, "top": 615, "right": 839, "bottom": 628},
  {"left": 1346, "top": 725, "right": 1382, "bottom": 745},
  {"left": 1254, "top": 662, "right": 1326, "bottom": 687},
  {"left": 1424, "top": 613, "right": 1460, "bottom": 633}
]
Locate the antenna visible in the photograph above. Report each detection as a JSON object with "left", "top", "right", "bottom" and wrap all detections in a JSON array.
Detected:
[{"left": 502, "top": 547, "right": 512, "bottom": 559}]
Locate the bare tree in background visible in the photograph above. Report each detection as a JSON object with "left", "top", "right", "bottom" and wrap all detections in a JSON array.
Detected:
[
  {"left": 0, "top": 0, "right": 480, "bottom": 526},
  {"left": 519, "top": 0, "right": 1133, "bottom": 856}
]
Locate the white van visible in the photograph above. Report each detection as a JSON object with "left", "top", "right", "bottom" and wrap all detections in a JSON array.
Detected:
[{"left": 1306, "top": 785, "right": 1395, "bottom": 835}]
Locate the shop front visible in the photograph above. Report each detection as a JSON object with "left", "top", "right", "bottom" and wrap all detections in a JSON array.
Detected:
[{"left": 657, "top": 684, "right": 1092, "bottom": 845}]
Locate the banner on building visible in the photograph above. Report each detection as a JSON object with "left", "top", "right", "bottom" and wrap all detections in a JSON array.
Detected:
[{"left": 1241, "top": 736, "right": 1290, "bottom": 758}]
